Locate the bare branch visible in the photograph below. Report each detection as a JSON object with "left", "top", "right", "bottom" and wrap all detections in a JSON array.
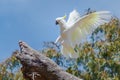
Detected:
[{"left": 14, "top": 41, "right": 82, "bottom": 80}]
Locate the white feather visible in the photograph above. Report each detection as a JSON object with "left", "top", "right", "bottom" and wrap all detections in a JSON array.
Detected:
[
  {"left": 56, "top": 10, "right": 111, "bottom": 58},
  {"left": 67, "top": 10, "right": 80, "bottom": 27}
]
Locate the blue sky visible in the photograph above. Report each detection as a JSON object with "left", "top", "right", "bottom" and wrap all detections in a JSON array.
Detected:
[{"left": 0, "top": 0, "right": 120, "bottom": 61}]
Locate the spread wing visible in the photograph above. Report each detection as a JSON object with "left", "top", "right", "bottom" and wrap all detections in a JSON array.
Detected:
[
  {"left": 64, "top": 11, "right": 111, "bottom": 47},
  {"left": 66, "top": 10, "right": 80, "bottom": 27}
]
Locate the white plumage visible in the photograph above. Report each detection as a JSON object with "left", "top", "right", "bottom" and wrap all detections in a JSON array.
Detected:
[{"left": 55, "top": 10, "right": 111, "bottom": 58}]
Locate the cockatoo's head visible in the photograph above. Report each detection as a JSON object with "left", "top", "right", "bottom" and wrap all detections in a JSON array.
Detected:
[{"left": 55, "top": 15, "right": 66, "bottom": 25}]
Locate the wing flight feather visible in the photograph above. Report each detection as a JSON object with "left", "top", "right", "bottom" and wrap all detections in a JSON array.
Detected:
[{"left": 65, "top": 11, "right": 111, "bottom": 47}]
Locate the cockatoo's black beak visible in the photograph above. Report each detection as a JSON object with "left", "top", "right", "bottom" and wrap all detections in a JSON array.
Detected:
[{"left": 56, "top": 21, "right": 59, "bottom": 25}]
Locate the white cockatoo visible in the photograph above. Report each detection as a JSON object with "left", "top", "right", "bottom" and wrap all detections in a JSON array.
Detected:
[{"left": 55, "top": 10, "right": 111, "bottom": 58}]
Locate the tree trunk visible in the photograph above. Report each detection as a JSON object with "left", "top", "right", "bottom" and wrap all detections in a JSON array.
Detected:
[{"left": 14, "top": 41, "right": 82, "bottom": 80}]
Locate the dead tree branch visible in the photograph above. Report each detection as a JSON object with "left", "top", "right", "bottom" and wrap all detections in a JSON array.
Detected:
[{"left": 14, "top": 41, "right": 82, "bottom": 80}]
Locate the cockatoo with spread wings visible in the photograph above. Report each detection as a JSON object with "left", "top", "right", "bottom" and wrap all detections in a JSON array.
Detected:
[{"left": 55, "top": 10, "right": 111, "bottom": 58}]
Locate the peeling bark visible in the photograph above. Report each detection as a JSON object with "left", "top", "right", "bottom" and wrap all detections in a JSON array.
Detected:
[{"left": 14, "top": 41, "right": 82, "bottom": 80}]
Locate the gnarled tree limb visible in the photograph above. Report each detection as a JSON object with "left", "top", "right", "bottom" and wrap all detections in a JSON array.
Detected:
[{"left": 14, "top": 41, "right": 82, "bottom": 80}]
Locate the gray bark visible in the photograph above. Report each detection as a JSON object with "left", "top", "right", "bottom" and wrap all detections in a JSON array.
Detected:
[{"left": 14, "top": 41, "right": 82, "bottom": 80}]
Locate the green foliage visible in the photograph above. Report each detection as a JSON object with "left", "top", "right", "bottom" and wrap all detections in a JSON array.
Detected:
[
  {"left": 0, "top": 54, "right": 25, "bottom": 80},
  {"left": 43, "top": 18, "right": 120, "bottom": 80}
]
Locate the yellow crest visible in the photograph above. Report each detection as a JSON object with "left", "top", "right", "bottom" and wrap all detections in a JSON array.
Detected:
[{"left": 63, "top": 14, "right": 67, "bottom": 19}]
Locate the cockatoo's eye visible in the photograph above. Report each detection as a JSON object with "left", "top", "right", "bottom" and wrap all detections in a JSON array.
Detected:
[{"left": 56, "top": 21, "right": 59, "bottom": 25}]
